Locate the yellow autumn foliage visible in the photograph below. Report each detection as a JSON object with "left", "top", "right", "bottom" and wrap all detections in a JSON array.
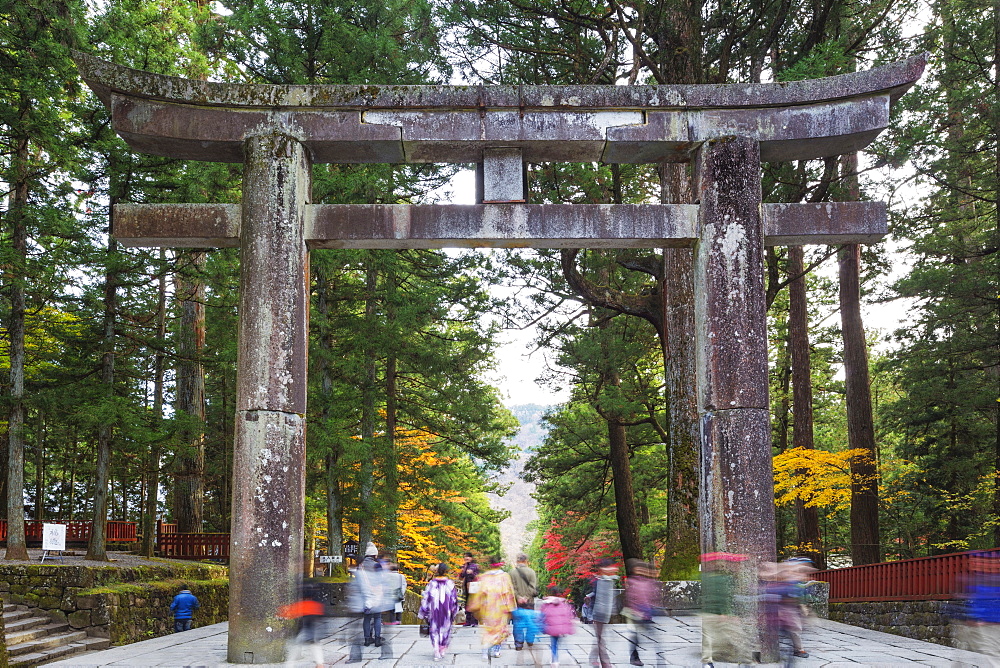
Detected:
[
  {"left": 772, "top": 447, "right": 875, "bottom": 511},
  {"left": 393, "top": 429, "right": 476, "bottom": 577}
]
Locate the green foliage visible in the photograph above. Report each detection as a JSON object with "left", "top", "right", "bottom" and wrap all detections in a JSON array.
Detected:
[{"left": 869, "top": 0, "right": 1000, "bottom": 553}]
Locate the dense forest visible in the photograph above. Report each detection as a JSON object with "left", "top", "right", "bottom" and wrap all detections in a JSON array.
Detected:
[{"left": 1, "top": 0, "right": 997, "bottom": 588}]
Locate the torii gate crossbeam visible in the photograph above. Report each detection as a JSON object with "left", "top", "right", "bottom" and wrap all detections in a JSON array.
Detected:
[{"left": 74, "top": 51, "right": 925, "bottom": 665}]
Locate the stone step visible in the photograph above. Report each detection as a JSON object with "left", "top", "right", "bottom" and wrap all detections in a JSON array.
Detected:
[
  {"left": 7, "top": 621, "right": 71, "bottom": 647},
  {"left": 3, "top": 608, "right": 33, "bottom": 623},
  {"left": 4, "top": 615, "right": 50, "bottom": 634},
  {"left": 28, "top": 636, "right": 112, "bottom": 667},
  {"left": 7, "top": 629, "right": 88, "bottom": 658},
  {"left": 3, "top": 603, "right": 27, "bottom": 613},
  {"left": 10, "top": 639, "right": 85, "bottom": 668}
]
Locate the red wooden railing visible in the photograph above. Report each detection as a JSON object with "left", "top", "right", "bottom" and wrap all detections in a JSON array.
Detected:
[
  {"left": 154, "top": 520, "right": 228, "bottom": 560},
  {"left": 0, "top": 520, "right": 138, "bottom": 543},
  {"left": 157, "top": 532, "right": 229, "bottom": 560},
  {"left": 157, "top": 521, "right": 178, "bottom": 535},
  {"left": 815, "top": 547, "right": 1000, "bottom": 602}
]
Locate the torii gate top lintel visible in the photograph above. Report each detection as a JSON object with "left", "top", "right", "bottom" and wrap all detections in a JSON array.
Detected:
[{"left": 73, "top": 51, "right": 926, "bottom": 165}]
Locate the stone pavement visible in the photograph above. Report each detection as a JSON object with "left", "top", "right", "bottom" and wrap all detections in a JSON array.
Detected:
[{"left": 47, "top": 617, "right": 999, "bottom": 668}]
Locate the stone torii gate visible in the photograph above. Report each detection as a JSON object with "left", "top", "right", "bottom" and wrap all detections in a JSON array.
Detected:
[{"left": 75, "top": 52, "right": 924, "bottom": 663}]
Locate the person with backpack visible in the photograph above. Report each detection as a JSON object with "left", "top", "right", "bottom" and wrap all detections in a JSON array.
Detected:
[
  {"left": 510, "top": 552, "right": 539, "bottom": 650},
  {"left": 540, "top": 585, "right": 575, "bottom": 668}
]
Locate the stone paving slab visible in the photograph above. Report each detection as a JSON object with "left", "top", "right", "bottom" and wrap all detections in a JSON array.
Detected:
[{"left": 47, "top": 617, "right": 999, "bottom": 667}]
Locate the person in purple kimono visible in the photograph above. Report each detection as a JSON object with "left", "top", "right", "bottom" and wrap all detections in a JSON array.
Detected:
[{"left": 418, "top": 563, "right": 459, "bottom": 662}]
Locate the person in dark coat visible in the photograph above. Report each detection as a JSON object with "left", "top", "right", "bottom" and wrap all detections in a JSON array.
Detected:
[
  {"left": 459, "top": 551, "right": 480, "bottom": 626},
  {"left": 170, "top": 588, "right": 200, "bottom": 632}
]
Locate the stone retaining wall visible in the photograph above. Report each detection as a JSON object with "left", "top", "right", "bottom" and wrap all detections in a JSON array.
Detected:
[
  {"left": 829, "top": 600, "right": 956, "bottom": 646},
  {"left": 75, "top": 578, "right": 229, "bottom": 645},
  {"left": 661, "top": 580, "right": 829, "bottom": 618},
  {"left": 0, "top": 563, "right": 228, "bottom": 646}
]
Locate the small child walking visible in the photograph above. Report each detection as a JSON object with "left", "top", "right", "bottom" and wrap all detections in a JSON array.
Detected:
[{"left": 540, "top": 586, "right": 575, "bottom": 668}]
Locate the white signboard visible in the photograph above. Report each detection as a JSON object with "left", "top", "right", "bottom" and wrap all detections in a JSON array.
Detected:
[
  {"left": 42, "top": 523, "right": 66, "bottom": 552},
  {"left": 319, "top": 555, "right": 342, "bottom": 564}
]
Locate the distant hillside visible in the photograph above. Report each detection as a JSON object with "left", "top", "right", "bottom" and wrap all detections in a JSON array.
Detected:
[
  {"left": 489, "top": 404, "right": 553, "bottom": 560},
  {"left": 508, "top": 404, "right": 550, "bottom": 453}
]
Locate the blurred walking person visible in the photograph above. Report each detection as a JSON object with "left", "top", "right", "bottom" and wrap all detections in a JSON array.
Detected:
[
  {"left": 761, "top": 559, "right": 812, "bottom": 661},
  {"left": 541, "top": 585, "right": 576, "bottom": 668},
  {"left": 701, "top": 552, "right": 750, "bottom": 668},
  {"left": 280, "top": 581, "right": 325, "bottom": 668},
  {"left": 954, "top": 552, "right": 1000, "bottom": 665},
  {"left": 588, "top": 558, "right": 620, "bottom": 668},
  {"left": 347, "top": 542, "right": 393, "bottom": 662},
  {"left": 467, "top": 555, "right": 517, "bottom": 660},
  {"left": 623, "top": 559, "right": 658, "bottom": 666},
  {"left": 418, "top": 563, "right": 459, "bottom": 662},
  {"left": 385, "top": 561, "right": 407, "bottom": 625},
  {"left": 510, "top": 552, "right": 539, "bottom": 650},
  {"left": 460, "top": 551, "right": 481, "bottom": 627}
]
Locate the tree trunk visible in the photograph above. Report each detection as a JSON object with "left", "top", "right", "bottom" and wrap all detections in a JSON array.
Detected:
[
  {"left": 173, "top": 251, "right": 206, "bottom": 533},
  {"left": 0, "top": 428, "right": 7, "bottom": 520},
  {"left": 607, "top": 416, "right": 643, "bottom": 562},
  {"left": 221, "top": 371, "right": 231, "bottom": 532},
  {"left": 141, "top": 255, "right": 168, "bottom": 557},
  {"left": 304, "top": 515, "right": 316, "bottom": 578},
  {"left": 86, "top": 203, "right": 119, "bottom": 562},
  {"left": 659, "top": 162, "right": 701, "bottom": 579},
  {"left": 993, "top": 0, "right": 1000, "bottom": 549},
  {"left": 358, "top": 259, "right": 378, "bottom": 551},
  {"left": 384, "top": 353, "right": 399, "bottom": 558},
  {"left": 315, "top": 260, "right": 345, "bottom": 570},
  {"left": 34, "top": 412, "right": 45, "bottom": 521},
  {"left": 5, "top": 98, "right": 31, "bottom": 560},
  {"left": 838, "top": 154, "right": 880, "bottom": 565},
  {"left": 68, "top": 432, "right": 77, "bottom": 521},
  {"left": 788, "top": 245, "right": 824, "bottom": 569},
  {"left": 383, "top": 261, "right": 399, "bottom": 558}
]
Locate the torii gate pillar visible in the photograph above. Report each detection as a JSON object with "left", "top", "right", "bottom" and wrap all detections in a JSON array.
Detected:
[
  {"left": 694, "top": 136, "right": 776, "bottom": 650},
  {"left": 229, "top": 132, "right": 311, "bottom": 662}
]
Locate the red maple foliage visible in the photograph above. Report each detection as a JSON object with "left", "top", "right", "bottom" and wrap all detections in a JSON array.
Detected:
[{"left": 542, "top": 516, "right": 621, "bottom": 588}]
